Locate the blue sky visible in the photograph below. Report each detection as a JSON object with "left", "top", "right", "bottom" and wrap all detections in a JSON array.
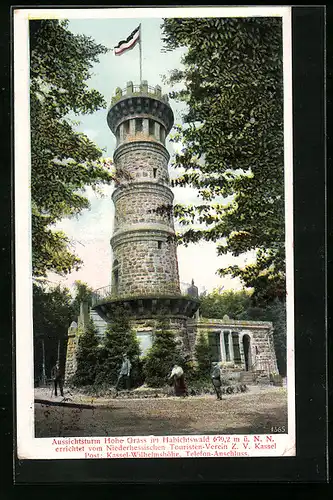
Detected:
[{"left": 48, "top": 16, "right": 255, "bottom": 294}]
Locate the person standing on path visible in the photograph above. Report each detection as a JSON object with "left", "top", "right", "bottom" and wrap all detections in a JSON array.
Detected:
[
  {"left": 51, "top": 361, "right": 64, "bottom": 397},
  {"left": 211, "top": 362, "right": 223, "bottom": 400},
  {"left": 169, "top": 364, "right": 188, "bottom": 397},
  {"left": 116, "top": 353, "right": 132, "bottom": 392}
]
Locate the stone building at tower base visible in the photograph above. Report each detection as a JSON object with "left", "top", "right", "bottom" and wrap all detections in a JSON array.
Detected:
[{"left": 64, "top": 304, "right": 279, "bottom": 383}]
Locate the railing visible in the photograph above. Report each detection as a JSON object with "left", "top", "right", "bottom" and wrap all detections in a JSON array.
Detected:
[
  {"left": 91, "top": 281, "right": 203, "bottom": 307},
  {"left": 120, "top": 85, "right": 158, "bottom": 95},
  {"left": 91, "top": 285, "right": 112, "bottom": 307}
]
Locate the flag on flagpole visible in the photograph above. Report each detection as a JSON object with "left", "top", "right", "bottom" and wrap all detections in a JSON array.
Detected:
[{"left": 114, "top": 25, "right": 141, "bottom": 56}]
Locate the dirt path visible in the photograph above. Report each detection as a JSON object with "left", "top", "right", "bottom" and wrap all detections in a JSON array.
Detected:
[{"left": 35, "top": 386, "right": 288, "bottom": 437}]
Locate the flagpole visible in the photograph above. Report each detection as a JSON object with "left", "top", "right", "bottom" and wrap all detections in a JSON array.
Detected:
[{"left": 139, "top": 24, "right": 142, "bottom": 83}]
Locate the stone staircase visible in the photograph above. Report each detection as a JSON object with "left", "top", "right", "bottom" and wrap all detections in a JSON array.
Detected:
[
  {"left": 90, "top": 309, "right": 108, "bottom": 340},
  {"left": 240, "top": 370, "right": 271, "bottom": 385}
]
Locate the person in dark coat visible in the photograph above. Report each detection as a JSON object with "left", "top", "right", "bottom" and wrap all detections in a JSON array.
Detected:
[
  {"left": 211, "top": 362, "right": 223, "bottom": 400},
  {"left": 51, "top": 362, "right": 64, "bottom": 397}
]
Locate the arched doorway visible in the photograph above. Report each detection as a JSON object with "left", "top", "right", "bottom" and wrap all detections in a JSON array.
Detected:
[{"left": 242, "top": 334, "right": 252, "bottom": 371}]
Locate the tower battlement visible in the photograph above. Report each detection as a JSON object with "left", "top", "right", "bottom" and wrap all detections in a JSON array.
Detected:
[
  {"left": 111, "top": 81, "right": 169, "bottom": 105},
  {"left": 107, "top": 80, "right": 174, "bottom": 147}
]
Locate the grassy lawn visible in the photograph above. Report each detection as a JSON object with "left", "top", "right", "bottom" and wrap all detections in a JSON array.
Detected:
[{"left": 35, "top": 387, "right": 288, "bottom": 437}]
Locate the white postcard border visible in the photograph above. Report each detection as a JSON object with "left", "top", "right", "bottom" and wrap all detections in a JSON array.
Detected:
[{"left": 14, "top": 6, "right": 295, "bottom": 461}]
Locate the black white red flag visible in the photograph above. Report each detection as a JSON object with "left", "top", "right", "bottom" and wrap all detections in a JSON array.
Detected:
[{"left": 114, "top": 25, "right": 140, "bottom": 56}]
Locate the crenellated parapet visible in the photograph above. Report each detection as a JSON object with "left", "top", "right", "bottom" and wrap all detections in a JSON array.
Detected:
[{"left": 107, "top": 80, "right": 174, "bottom": 148}]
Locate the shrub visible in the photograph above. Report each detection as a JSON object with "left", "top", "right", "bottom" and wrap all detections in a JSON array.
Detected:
[
  {"left": 269, "top": 372, "right": 283, "bottom": 386},
  {"left": 143, "top": 317, "right": 185, "bottom": 387},
  {"left": 94, "top": 306, "right": 141, "bottom": 387},
  {"left": 194, "top": 332, "right": 211, "bottom": 378},
  {"left": 72, "top": 319, "right": 99, "bottom": 386}
]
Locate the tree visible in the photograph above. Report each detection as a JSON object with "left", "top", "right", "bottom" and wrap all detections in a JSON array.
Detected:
[
  {"left": 199, "top": 288, "right": 252, "bottom": 319},
  {"left": 33, "top": 283, "right": 76, "bottom": 382},
  {"left": 194, "top": 332, "right": 211, "bottom": 378},
  {"left": 143, "top": 317, "right": 184, "bottom": 387},
  {"left": 72, "top": 318, "right": 99, "bottom": 386},
  {"left": 71, "top": 280, "right": 94, "bottom": 316},
  {"left": 161, "top": 17, "right": 285, "bottom": 303},
  {"left": 95, "top": 306, "right": 141, "bottom": 386},
  {"left": 33, "top": 283, "right": 76, "bottom": 339},
  {"left": 30, "top": 19, "right": 114, "bottom": 278}
]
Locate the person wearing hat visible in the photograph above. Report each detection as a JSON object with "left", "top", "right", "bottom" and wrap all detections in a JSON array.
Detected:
[
  {"left": 211, "top": 362, "right": 223, "bottom": 400},
  {"left": 51, "top": 361, "right": 64, "bottom": 398},
  {"left": 116, "top": 353, "right": 132, "bottom": 391}
]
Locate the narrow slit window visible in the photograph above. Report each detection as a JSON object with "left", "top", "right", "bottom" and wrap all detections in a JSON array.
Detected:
[
  {"left": 112, "top": 259, "right": 119, "bottom": 295},
  {"left": 160, "top": 127, "right": 166, "bottom": 144},
  {"left": 157, "top": 241, "right": 162, "bottom": 249},
  {"left": 149, "top": 119, "right": 155, "bottom": 136},
  {"left": 135, "top": 118, "right": 143, "bottom": 133},
  {"left": 124, "top": 120, "right": 130, "bottom": 135},
  {"left": 153, "top": 168, "right": 157, "bottom": 178}
]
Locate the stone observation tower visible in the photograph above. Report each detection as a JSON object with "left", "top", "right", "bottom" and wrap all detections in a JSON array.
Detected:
[
  {"left": 64, "top": 82, "right": 279, "bottom": 382},
  {"left": 92, "top": 81, "right": 200, "bottom": 338}
]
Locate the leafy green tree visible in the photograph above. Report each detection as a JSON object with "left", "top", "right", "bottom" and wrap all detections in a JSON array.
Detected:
[
  {"left": 143, "top": 317, "right": 184, "bottom": 387},
  {"left": 161, "top": 17, "right": 284, "bottom": 303},
  {"left": 199, "top": 288, "right": 252, "bottom": 319},
  {"left": 72, "top": 318, "right": 99, "bottom": 386},
  {"left": 33, "top": 283, "right": 76, "bottom": 382},
  {"left": 33, "top": 283, "right": 76, "bottom": 339},
  {"left": 95, "top": 306, "right": 141, "bottom": 386},
  {"left": 71, "top": 280, "right": 94, "bottom": 316},
  {"left": 30, "top": 19, "right": 114, "bottom": 278},
  {"left": 194, "top": 332, "right": 211, "bottom": 378}
]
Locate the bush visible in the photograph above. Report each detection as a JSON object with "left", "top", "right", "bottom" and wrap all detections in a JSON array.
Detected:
[
  {"left": 187, "top": 376, "right": 215, "bottom": 396},
  {"left": 269, "top": 372, "right": 283, "bottom": 386},
  {"left": 143, "top": 317, "right": 185, "bottom": 387},
  {"left": 72, "top": 319, "right": 99, "bottom": 386},
  {"left": 194, "top": 332, "right": 211, "bottom": 377},
  {"left": 94, "top": 306, "right": 141, "bottom": 387}
]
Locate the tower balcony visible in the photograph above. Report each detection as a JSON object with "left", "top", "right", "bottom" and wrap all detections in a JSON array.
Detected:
[{"left": 91, "top": 284, "right": 200, "bottom": 322}]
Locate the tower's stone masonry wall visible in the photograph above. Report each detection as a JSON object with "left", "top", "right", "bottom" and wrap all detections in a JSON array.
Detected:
[
  {"left": 114, "top": 142, "right": 170, "bottom": 184},
  {"left": 113, "top": 238, "right": 180, "bottom": 296},
  {"left": 113, "top": 183, "right": 174, "bottom": 230}
]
